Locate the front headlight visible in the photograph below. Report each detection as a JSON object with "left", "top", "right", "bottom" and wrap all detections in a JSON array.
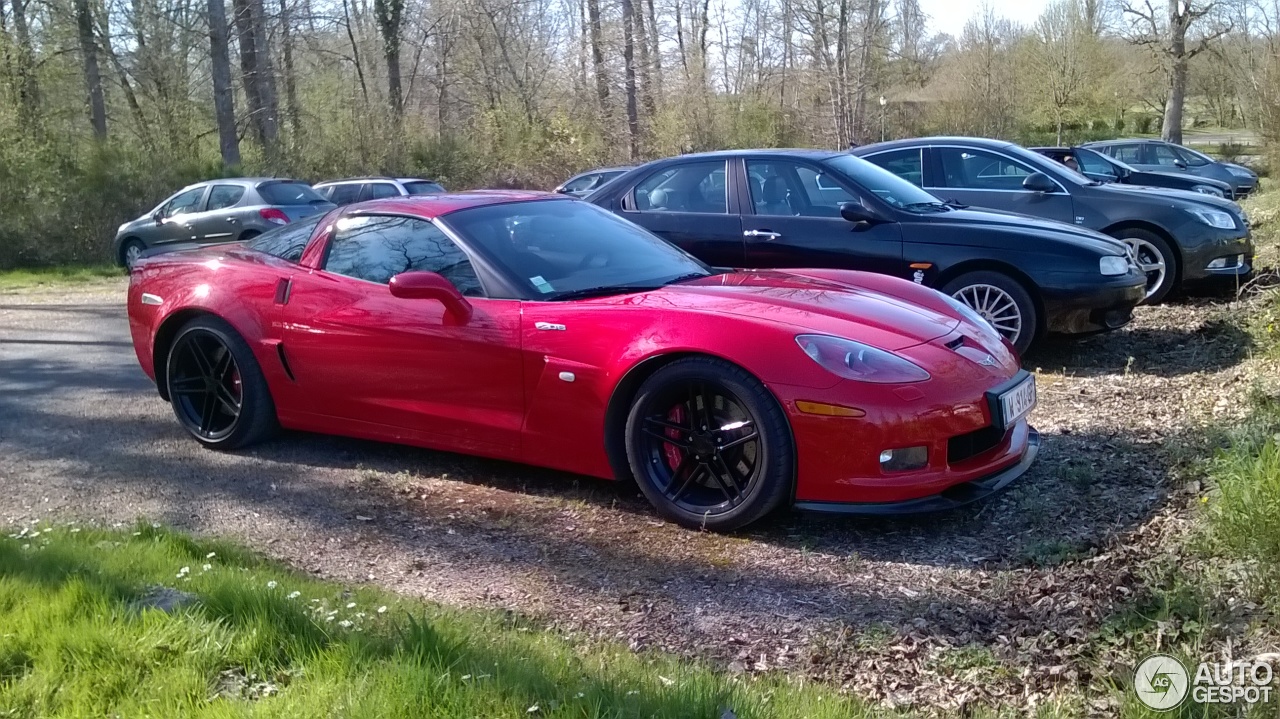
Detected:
[
  {"left": 1099, "top": 255, "right": 1129, "bottom": 276},
  {"left": 1193, "top": 185, "right": 1225, "bottom": 197},
  {"left": 795, "top": 335, "right": 930, "bottom": 384},
  {"left": 1228, "top": 166, "right": 1255, "bottom": 178},
  {"left": 1187, "top": 207, "right": 1237, "bottom": 230}
]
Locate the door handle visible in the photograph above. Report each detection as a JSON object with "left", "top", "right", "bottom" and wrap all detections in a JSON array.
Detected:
[
  {"left": 743, "top": 229, "right": 782, "bottom": 240},
  {"left": 227, "top": 217, "right": 238, "bottom": 224}
]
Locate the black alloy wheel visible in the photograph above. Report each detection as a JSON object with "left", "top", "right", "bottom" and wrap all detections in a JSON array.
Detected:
[
  {"left": 625, "top": 357, "right": 792, "bottom": 531},
  {"left": 166, "top": 316, "right": 277, "bottom": 449}
]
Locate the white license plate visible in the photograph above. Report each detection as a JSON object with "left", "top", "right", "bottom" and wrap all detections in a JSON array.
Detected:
[{"left": 997, "top": 375, "right": 1036, "bottom": 426}]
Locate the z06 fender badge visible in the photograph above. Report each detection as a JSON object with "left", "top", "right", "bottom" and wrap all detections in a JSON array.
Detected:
[{"left": 535, "top": 322, "right": 566, "bottom": 331}]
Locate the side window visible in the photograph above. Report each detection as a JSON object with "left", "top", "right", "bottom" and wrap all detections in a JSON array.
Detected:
[
  {"left": 327, "top": 184, "right": 361, "bottom": 205},
  {"left": 864, "top": 149, "right": 924, "bottom": 186},
  {"left": 1110, "top": 144, "right": 1144, "bottom": 164},
  {"left": 562, "top": 174, "right": 599, "bottom": 193},
  {"left": 631, "top": 161, "right": 727, "bottom": 213},
  {"left": 246, "top": 216, "right": 322, "bottom": 263},
  {"left": 323, "top": 215, "right": 484, "bottom": 296},
  {"left": 936, "top": 148, "right": 1037, "bottom": 190},
  {"left": 1174, "top": 146, "right": 1210, "bottom": 167},
  {"left": 207, "top": 185, "right": 246, "bottom": 211},
  {"left": 363, "top": 182, "right": 401, "bottom": 200},
  {"left": 1075, "top": 150, "right": 1117, "bottom": 178},
  {"left": 160, "top": 187, "right": 207, "bottom": 218},
  {"left": 1151, "top": 144, "right": 1184, "bottom": 167},
  {"left": 746, "top": 160, "right": 856, "bottom": 218}
]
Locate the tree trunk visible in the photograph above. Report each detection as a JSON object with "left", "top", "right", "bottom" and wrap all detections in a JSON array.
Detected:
[
  {"left": 232, "top": 0, "right": 279, "bottom": 155},
  {"left": 374, "top": 0, "right": 404, "bottom": 117},
  {"left": 75, "top": 0, "right": 108, "bottom": 139},
  {"left": 341, "top": 0, "right": 370, "bottom": 103},
  {"left": 645, "top": 0, "right": 661, "bottom": 89},
  {"left": 10, "top": 0, "right": 39, "bottom": 126},
  {"left": 621, "top": 0, "right": 639, "bottom": 158},
  {"left": 208, "top": 0, "right": 241, "bottom": 166},
  {"left": 278, "top": 0, "right": 303, "bottom": 139},
  {"left": 634, "top": 0, "right": 655, "bottom": 121},
  {"left": 586, "top": 0, "right": 609, "bottom": 117},
  {"left": 1161, "top": 9, "right": 1187, "bottom": 144}
]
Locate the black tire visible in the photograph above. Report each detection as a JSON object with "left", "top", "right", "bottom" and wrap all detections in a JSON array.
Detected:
[
  {"left": 165, "top": 315, "right": 278, "bottom": 450},
  {"left": 1110, "top": 228, "right": 1176, "bottom": 305},
  {"left": 119, "top": 238, "right": 145, "bottom": 268},
  {"left": 942, "top": 271, "right": 1039, "bottom": 355},
  {"left": 624, "top": 357, "right": 793, "bottom": 531},
  {"left": 238, "top": 229, "right": 261, "bottom": 242}
]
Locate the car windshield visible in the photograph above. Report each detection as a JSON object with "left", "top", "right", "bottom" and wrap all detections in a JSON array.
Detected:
[
  {"left": 245, "top": 215, "right": 323, "bottom": 263},
  {"left": 442, "top": 199, "right": 712, "bottom": 299},
  {"left": 1081, "top": 147, "right": 1134, "bottom": 172},
  {"left": 1177, "top": 145, "right": 1214, "bottom": 166},
  {"left": 258, "top": 181, "right": 329, "bottom": 205},
  {"left": 403, "top": 181, "right": 445, "bottom": 195},
  {"left": 821, "top": 154, "right": 943, "bottom": 210}
]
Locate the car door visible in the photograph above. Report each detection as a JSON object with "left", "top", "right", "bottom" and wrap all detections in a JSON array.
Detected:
[
  {"left": 930, "top": 146, "right": 1076, "bottom": 224},
  {"left": 618, "top": 160, "right": 744, "bottom": 266},
  {"left": 150, "top": 186, "right": 210, "bottom": 245},
  {"left": 1148, "top": 142, "right": 1193, "bottom": 175},
  {"left": 738, "top": 158, "right": 907, "bottom": 278},
  {"left": 281, "top": 213, "right": 524, "bottom": 455},
  {"left": 189, "top": 184, "right": 247, "bottom": 243},
  {"left": 1073, "top": 148, "right": 1122, "bottom": 184}
]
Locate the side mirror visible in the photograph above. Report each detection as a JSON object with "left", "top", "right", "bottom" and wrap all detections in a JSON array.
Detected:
[
  {"left": 388, "top": 271, "right": 472, "bottom": 322},
  {"left": 1022, "top": 172, "right": 1057, "bottom": 193},
  {"left": 1173, "top": 160, "right": 1187, "bottom": 169},
  {"left": 839, "top": 202, "right": 882, "bottom": 225},
  {"left": 152, "top": 210, "right": 165, "bottom": 224}
]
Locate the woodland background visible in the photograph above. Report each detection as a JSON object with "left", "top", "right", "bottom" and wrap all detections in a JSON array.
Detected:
[{"left": 1, "top": 0, "right": 1278, "bottom": 265}]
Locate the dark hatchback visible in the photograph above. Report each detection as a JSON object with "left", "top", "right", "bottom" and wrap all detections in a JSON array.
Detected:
[
  {"left": 1033, "top": 146, "right": 1234, "bottom": 199},
  {"left": 586, "top": 149, "right": 1145, "bottom": 353},
  {"left": 853, "top": 137, "right": 1253, "bottom": 304}
]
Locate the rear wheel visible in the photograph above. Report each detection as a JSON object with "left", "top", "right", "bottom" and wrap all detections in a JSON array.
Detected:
[
  {"left": 238, "top": 229, "right": 261, "bottom": 242},
  {"left": 119, "top": 239, "right": 145, "bottom": 268},
  {"left": 624, "top": 357, "right": 793, "bottom": 531},
  {"left": 1110, "top": 228, "right": 1176, "bottom": 304},
  {"left": 165, "top": 316, "right": 277, "bottom": 449},
  {"left": 942, "top": 271, "right": 1039, "bottom": 355}
]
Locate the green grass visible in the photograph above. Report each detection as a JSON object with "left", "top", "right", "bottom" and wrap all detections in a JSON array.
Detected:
[
  {"left": 0, "top": 265, "right": 123, "bottom": 290},
  {"left": 0, "top": 523, "right": 878, "bottom": 718}
]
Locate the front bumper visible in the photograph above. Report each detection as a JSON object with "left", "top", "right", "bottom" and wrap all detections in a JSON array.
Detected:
[
  {"left": 1181, "top": 228, "right": 1253, "bottom": 283},
  {"left": 795, "top": 428, "right": 1039, "bottom": 514},
  {"left": 1038, "top": 273, "right": 1146, "bottom": 335}
]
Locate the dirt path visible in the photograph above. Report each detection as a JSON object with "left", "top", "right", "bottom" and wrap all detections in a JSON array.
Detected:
[{"left": 0, "top": 278, "right": 1269, "bottom": 710}]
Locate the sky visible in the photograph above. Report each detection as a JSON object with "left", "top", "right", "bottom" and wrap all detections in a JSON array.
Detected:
[{"left": 918, "top": 0, "right": 1054, "bottom": 36}]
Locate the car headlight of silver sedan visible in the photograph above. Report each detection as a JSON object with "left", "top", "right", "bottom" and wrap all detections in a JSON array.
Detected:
[{"left": 1187, "top": 207, "right": 1237, "bottom": 230}]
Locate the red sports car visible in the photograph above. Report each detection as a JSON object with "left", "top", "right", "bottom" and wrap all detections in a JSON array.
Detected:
[{"left": 127, "top": 191, "right": 1039, "bottom": 531}]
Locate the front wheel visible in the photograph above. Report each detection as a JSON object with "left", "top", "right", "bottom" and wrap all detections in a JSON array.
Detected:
[
  {"left": 624, "top": 357, "right": 793, "bottom": 531},
  {"left": 119, "top": 239, "right": 145, "bottom": 268},
  {"left": 942, "top": 271, "right": 1039, "bottom": 355},
  {"left": 1111, "top": 228, "right": 1176, "bottom": 304},
  {"left": 165, "top": 316, "right": 278, "bottom": 449}
]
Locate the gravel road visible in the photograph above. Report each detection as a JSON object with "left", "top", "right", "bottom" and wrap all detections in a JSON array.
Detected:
[{"left": 0, "top": 277, "right": 1268, "bottom": 709}]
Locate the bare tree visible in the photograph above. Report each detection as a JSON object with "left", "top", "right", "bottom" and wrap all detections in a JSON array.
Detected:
[
  {"left": 75, "top": 0, "right": 108, "bottom": 139},
  {"left": 208, "top": 0, "right": 241, "bottom": 165},
  {"left": 1124, "top": 0, "right": 1231, "bottom": 143},
  {"left": 374, "top": 0, "right": 405, "bottom": 117},
  {"left": 622, "top": 0, "right": 640, "bottom": 157}
]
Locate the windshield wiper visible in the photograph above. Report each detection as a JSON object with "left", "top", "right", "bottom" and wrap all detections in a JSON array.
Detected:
[
  {"left": 902, "top": 201, "right": 952, "bottom": 212},
  {"left": 552, "top": 284, "right": 665, "bottom": 301},
  {"left": 663, "top": 272, "right": 712, "bottom": 286}
]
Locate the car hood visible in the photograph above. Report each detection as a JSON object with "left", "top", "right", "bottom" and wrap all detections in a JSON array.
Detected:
[
  {"left": 921, "top": 206, "right": 1128, "bottom": 255},
  {"left": 1130, "top": 169, "right": 1231, "bottom": 189},
  {"left": 634, "top": 271, "right": 961, "bottom": 351},
  {"left": 1225, "top": 162, "right": 1257, "bottom": 178},
  {"left": 1092, "top": 182, "right": 1242, "bottom": 212}
]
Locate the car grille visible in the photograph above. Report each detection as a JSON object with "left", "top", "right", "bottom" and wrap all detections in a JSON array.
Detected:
[{"left": 948, "top": 424, "right": 1006, "bottom": 465}]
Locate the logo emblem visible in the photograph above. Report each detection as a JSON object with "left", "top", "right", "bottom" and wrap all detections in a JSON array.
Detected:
[
  {"left": 534, "top": 322, "right": 566, "bottom": 331},
  {"left": 978, "top": 354, "right": 996, "bottom": 367},
  {"left": 1134, "top": 654, "right": 1190, "bottom": 711}
]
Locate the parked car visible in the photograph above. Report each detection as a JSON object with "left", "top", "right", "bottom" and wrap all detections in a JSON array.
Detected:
[
  {"left": 554, "top": 166, "right": 634, "bottom": 197},
  {"left": 1083, "top": 138, "right": 1258, "bottom": 198},
  {"left": 586, "top": 149, "right": 1146, "bottom": 353},
  {"left": 128, "top": 192, "right": 1040, "bottom": 531},
  {"left": 313, "top": 176, "right": 447, "bottom": 205},
  {"left": 1032, "top": 146, "right": 1234, "bottom": 199},
  {"left": 852, "top": 138, "right": 1252, "bottom": 304},
  {"left": 113, "top": 179, "right": 334, "bottom": 268}
]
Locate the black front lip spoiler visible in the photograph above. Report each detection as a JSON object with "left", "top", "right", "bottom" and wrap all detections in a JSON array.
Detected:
[{"left": 794, "top": 428, "right": 1040, "bottom": 516}]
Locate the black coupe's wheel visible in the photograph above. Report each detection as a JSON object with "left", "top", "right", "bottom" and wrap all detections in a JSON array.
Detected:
[
  {"left": 624, "top": 357, "right": 793, "bottom": 531},
  {"left": 942, "top": 271, "right": 1039, "bottom": 355},
  {"left": 166, "top": 316, "right": 277, "bottom": 449},
  {"left": 120, "top": 239, "right": 145, "bottom": 268},
  {"left": 1111, "top": 228, "right": 1176, "bottom": 304}
]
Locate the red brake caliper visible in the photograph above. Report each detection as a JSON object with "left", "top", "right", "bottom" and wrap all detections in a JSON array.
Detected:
[{"left": 663, "top": 404, "right": 687, "bottom": 470}]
